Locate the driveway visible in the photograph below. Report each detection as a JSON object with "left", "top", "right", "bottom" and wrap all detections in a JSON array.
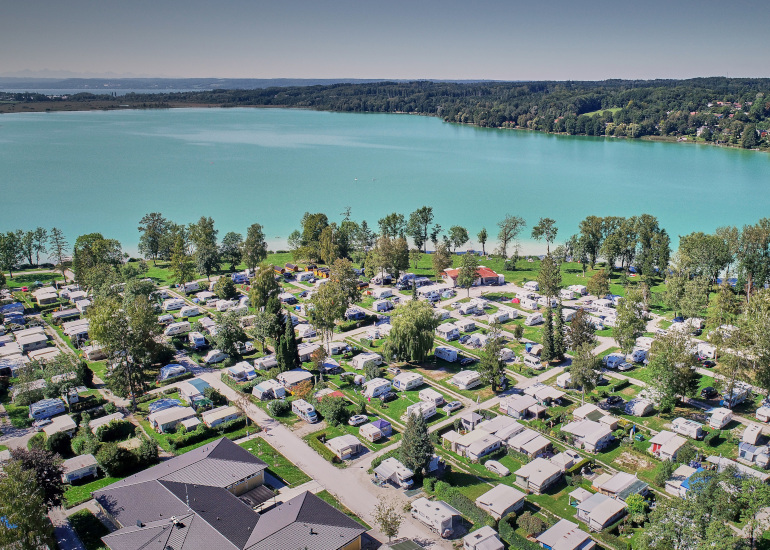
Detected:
[{"left": 197, "top": 371, "right": 453, "bottom": 548}]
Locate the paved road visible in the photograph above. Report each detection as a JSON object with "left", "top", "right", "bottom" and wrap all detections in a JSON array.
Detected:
[{"left": 197, "top": 371, "right": 453, "bottom": 549}]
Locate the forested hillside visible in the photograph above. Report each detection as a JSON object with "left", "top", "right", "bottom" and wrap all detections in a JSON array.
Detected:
[{"left": 4, "top": 78, "right": 770, "bottom": 147}]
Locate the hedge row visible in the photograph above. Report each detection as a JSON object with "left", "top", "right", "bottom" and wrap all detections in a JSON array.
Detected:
[
  {"left": 434, "top": 481, "right": 493, "bottom": 527},
  {"left": 168, "top": 416, "right": 247, "bottom": 450},
  {"left": 219, "top": 372, "right": 264, "bottom": 392},
  {"left": 156, "top": 372, "right": 194, "bottom": 387},
  {"left": 308, "top": 433, "right": 342, "bottom": 464}
]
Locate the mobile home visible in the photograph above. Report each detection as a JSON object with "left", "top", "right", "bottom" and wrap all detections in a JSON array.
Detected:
[
  {"left": 163, "top": 321, "right": 191, "bottom": 337},
  {"left": 525, "top": 312, "right": 543, "bottom": 326},
  {"left": 405, "top": 401, "right": 437, "bottom": 421},
  {"left": 435, "top": 346, "right": 458, "bottom": 363},
  {"left": 437, "top": 323, "right": 460, "bottom": 341},
  {"left": 291, "top": 399, "right": 319, "bottom": 423},
  {"left": 419, "top": 388, "right": 446, "bottom": 406},
  {"left": 350, "top": 352, "right": 382, "bottom": 370},
  {"left": 179, "top": 305, "right": 200, "bottom": 318},
  {"left": 392, "top": 372, "right": 424, "bottom": 392},
  {"left": 672, "top": 417, "right": 704, "bottom": 440},
  {"left": 363, "top": 378, "right": 392, "bottom": 398},
  {"left": 449, "top": 370, "right": 482, "bottom": 390}
]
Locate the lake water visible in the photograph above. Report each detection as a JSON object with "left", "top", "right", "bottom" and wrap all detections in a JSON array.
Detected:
[{"left": 1, "top": 107, "right": 769, "bottom": 256}]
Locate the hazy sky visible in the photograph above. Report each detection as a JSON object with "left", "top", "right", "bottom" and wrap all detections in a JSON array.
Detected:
[{"left": 2, "top": 0, "right": 769, "bottom": 80}]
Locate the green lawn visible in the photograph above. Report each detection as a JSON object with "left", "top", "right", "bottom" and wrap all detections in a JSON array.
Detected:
[
  {"left": 68, "top": 509, "right": 110, "bottom": 550},
  {"left": 64, "top": 476, "right": 123, "bottom": 508},
  {"left": 315, "top": 490, "right": 371, "bottom": 529},
  {"left": 239, "top": 439, "right": 312, "bottom": 487},
  {"left": 5, "top": 272, "right": 65, "bottom": 289}
]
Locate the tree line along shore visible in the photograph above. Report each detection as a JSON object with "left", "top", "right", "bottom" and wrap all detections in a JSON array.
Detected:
[{"left": 2, "top": 77, "right": 769, "bottom": 150}]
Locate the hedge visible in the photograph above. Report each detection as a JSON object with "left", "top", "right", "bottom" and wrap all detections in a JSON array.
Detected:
[
  {"left": 567, "top": 457, "right": 594, "bottom": 475},
  {"left": 220, "top": 372, "right": 264, "bottom": 393},
  {"left": 611, "top": 379, "right": 630, "bottom": 392},
  {"left": 308, "top": 433, "right": 343, "bottom": 464},
  {"left": 434, "top": 483, "right": 492, "bottom": 527},
  {"left": 156, "top": 372, "right": 194, "bottom": 387},
  {"left": 169, "top": 416, "right": 247, "bottom": 450},
  {"left": 96, "top": 420, "right": 136, "bottom": 443},
  {"left": 370, "top": 448, "right": 400, "bottom": 472}
]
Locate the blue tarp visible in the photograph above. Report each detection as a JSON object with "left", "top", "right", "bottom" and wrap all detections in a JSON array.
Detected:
[{"left": 148, "top": 399, "right": 181, "bottom": 414}]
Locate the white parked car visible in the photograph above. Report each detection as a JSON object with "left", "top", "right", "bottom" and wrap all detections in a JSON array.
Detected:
[
  {"left": 442, "top": 401, "right": 463, "bottom": 414},
  {"left": 485, "top": 460, "right": 510, "bottom": 477},
  {"left": 348, "top": 414, "right": 368, "bottom": 426}
]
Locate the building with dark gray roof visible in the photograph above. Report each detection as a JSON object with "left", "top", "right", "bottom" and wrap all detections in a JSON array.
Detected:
[{"left": 95, "top": 438, "right": 366, "bottom": 550}]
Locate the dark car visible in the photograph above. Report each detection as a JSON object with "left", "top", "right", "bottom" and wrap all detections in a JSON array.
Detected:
[
  {"left": 459, "top": 335, "right": 471, "bottom": 344},
  {"left": 701, "top": 387, "right": 718, "bottom": 399},
  {"left": 701, "top": 360, "right": 716, "bottom": 368},
  {"left": 673, "top": 316, "right": 684, "bottom": 323},
  {"left": 460, "top": 357, "right": 476, "bottom": 366},
  {"left": 606, "top": 395, "right": 623, "bottom": 406},
  {"left": 691, "top": 328, "right": 703, "bottom": 336},
  {"left": 379, "top": 391, "right": 398, "bottom": 404}
]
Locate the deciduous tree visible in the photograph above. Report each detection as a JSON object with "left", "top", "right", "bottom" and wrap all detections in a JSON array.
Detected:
[
  {"left": 242, "top": 223, "right": 268, "bottom": 271},
  {"left": 567, "top": 308, "right": 596, "bottom": 351},
  {"left": 537, "top": 254, "right": 562, "bottom": 298},
  {"left": 169, "top": 235, "right": 195, "bottom": 287},
  {"left": 478, "top": 323, "right": 505, "bottom": 391},
  {"left": 496, "top": 215, "right": 526, "bottom": 259},
  {"left": 9, "top": 447, "right": 65, "bottom": 510},
  {"left": 220, "top": 231, "right": 244, "bottom": 271},
  {"left": 586, "top": 269, "right": 610, "bottom": 298},
  {"left": 373, "top": 500, "right": 404, "bottom": 543},
  {"left": 431, "top": 242, "right": 452, "bottom": 281},
  {"left": 382, "top": 300, "right": 439, "bottom": 362},
  {"left": 0, "top": 461, "right": 53, "bottom": 549},
  {"left": 249, "top": 265, "right": 280, "bottom": 310},
  {"left": 138, "top": 212, "right": 169, "bottom": 265},
  {"left": 213, "top": 311, "right": 247, "bottom": 357},
  {"left": 614, "top": 288, "right": 647, "bottom": 354},
  {"left": 570, "top": 343, "right": 601, "bottom": 404},
  {"left": 49, "top": 227, "right": 69, "bottom": 278},
  {"left": 457, "top": 252, "right": 479, "bottom": 296},
  {"left": 308, "top": 280, "right": 348, "bottom": 352},
  {"left": 213, "top": 276, "right": 238, "bottom": 300},
  {"left": 531, "top": 217, "right": 558, "bottom": 254},
  {"left": 448, "top": 225, "right": 469, "bottom": 252},
  {"left": 646, "top": 330, "right": 700, "bottom": 412},
  {"left": 406, "top": 206, "right": 434, "bottom": 253}
]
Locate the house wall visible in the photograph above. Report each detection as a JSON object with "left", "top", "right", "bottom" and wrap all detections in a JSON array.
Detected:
[
  {"left": 340, "top": 535, "right": 362, "bottom": 550},
  {"left": 228, "top": 471, "right": 265, "bottom": 496}
]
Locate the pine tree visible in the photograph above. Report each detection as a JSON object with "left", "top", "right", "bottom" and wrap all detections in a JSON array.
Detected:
[
  {"left": 553, "top": 301, "right": 566, "bottom": 360},
  {"left": 399, "top": 412, "right": 433, "bottom": 473},
  {"left": 284, "top": 319, "right": 300, "bottom": 369},
  {"left": 541, "top": 307, "right": 555, "bottom": 362}
]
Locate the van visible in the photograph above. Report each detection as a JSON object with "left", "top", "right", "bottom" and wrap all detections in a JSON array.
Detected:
[
  {"left": 291, "top": 399, "right": 319, "bottom": 423},
  {"left": 188, "top": 331, "right": 207, "bottom": 349},
  {"left": 183, "top": 281, "right": 200, "bottom": 294},
  {"left": 164, "top": 321, "right": 191, "bottom": 337},
  {"left": 163, "top": 298, "right": 185, "bottom": 312},
  {"left": 179, "top": 305, "right": 200, "bottom": 318},
  {"left": 525, "top": 312, "right": 543, "bottom": 326},
  {"left": 523, "top": 354, "right": 542, "bottom": 370},
  {"left": 631, "top": 349, "right": 647, "bottom": 363},
  {"left": 216, "top": 300, "right": 237, "bottom": 312}
]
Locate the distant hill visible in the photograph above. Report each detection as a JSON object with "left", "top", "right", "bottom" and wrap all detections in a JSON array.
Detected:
[{"left": 0, "top": 77, "right": 499, "bottom": 90}]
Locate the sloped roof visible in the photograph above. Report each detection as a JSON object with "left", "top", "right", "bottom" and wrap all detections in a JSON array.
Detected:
[
  {"left": 97, "top": 439, "right": 364, "bottom": 550},
  {"left": 243, "top": 491, "right": 365, "bottom": 550}
]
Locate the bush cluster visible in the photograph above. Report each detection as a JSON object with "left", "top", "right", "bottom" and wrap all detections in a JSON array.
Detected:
[
  {"left": 168, "top": 416, "right": 246, "bottom": 451},
  {"left": 96, "top": 420, "right": 136, "bottom": 443}
]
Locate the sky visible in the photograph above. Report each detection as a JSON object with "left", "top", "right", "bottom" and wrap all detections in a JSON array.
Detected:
[{"left": 2, "top": 0, "right": 769, "bottom": 80}]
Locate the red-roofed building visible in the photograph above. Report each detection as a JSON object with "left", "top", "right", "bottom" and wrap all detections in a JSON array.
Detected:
[{"left": 441, "top": 266, "right": 501, "bottom": 287}]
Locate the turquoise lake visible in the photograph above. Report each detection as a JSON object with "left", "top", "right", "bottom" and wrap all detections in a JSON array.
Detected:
[{"left": 1, "top": 107, "right": 769, "bottom": 255}]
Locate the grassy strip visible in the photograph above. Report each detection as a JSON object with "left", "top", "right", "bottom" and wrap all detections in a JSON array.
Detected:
[
  {"left": 68, "top": 509, "right": 110, "bottom": 550},
  {"left": 64, "top": 476, "right": 123, "bottom": 508},
  {"left": 239, "top": 439, "right": 312, "bottom": 488}
]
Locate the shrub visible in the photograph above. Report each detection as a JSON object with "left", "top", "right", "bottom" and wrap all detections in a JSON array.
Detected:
[
  {"left": 96, "top": 420, "right": 136, "bottom": 443},
  {"left": 204, "top": 387, "right": 228, "bottom": 407},
  {"left": 46, "top": 431, "right": 72, "bottom": 456},
  {"left": 27, "top": 432, "right": 46, "bottom": 450},
  {"left": 433, "top": 483, "right": 491, "bottom": 526},
  {"left": 268, "top": 400, "right": 291, "bottom": 416},
  {"left": 103, "top": 402, "right": 117, "bottom": 414},
  {"left": 423, "top": 477, "right": 435, "bottom": 493},
  {"left": 518, "top": 511, "right": 545, "bottom": 536},
  {"left": 704, "top": 430, "right": 720, "bottom": 447},
  {"left": 133, "top": 436, "right": 159, "bottom": 467},
  {"left": 96, "top": 442, "right": 136, "bottom": 477}
]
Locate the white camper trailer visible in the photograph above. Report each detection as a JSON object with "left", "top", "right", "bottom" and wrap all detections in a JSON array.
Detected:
[{"left": 525, "top": 312, "right": 543, "bottom": 326}]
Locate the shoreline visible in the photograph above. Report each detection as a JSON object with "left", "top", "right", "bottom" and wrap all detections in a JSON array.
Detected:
[{"left": 0, "top": 100, "right": 765, "bottom": 155}]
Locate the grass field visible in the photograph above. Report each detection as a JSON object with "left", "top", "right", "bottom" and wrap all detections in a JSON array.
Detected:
[
  {"left": 64, "top": 476, "right": 123, "bottom": 508},
  {"left": 239, "top": 439, "right": 311, "bottom": 487},
  {"left": 69, "top": 509, "right": 110, "bottom": 550}
]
